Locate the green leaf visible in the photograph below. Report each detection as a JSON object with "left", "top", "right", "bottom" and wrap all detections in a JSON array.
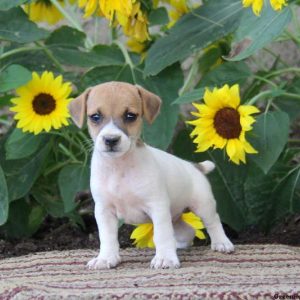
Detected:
[
  {"left": 5, "top": 128, "right": 48, "bottom": 160},
  {"left": 249, "top": 111, "right": 290, "bottom": 174},
  {"left": 0, "top": 7, "right": 49, "bottom": 43},
  {"left": 45, "top": 26, "right": 86, "bottom": 48},
  {"left": 0, "top": 165, "right": 9, "bottom": 226},
  {"left": 276, "top": 78, "right": 300, "bottom": 121},
  {"left": 58, "top": 164, "right": 90, "bottom": 213},
  {"left": 226, "top": 4, "right": 292, "bottom": 61},
  {"left": 4, "top": 143, "right": 51, "bottom": 201},
  {"left": 172, "top": 88, "right": 205, "bottom": 104},
  {"left": 199, "top": 61, "right": 251, "bottom": 89},
  {"left": 0, "top": 0, "right": 28, "bottom": 11},
  {"left": 137, "top": 64, "right": 184, "bottom": 149},
  {"left": 0, "top": 199, "right": 46, "bottom": 238},
  {"left": 149, "top": 7, "right": 169, "bottom": 26},
  {"left": 0, "top": 64, "right": 32, "bottom": 93},
  {"left": 46, "top": 41, "right": 125, "bottom": 68},
  {"left": 144, "top": 0, "right": 243, "bottom": 75},
  {"left": 81, "top": 65, "right": 133, "bottom": 89},
  {"left": 273, "top": 167, "right": 300, "bottom": 218}
]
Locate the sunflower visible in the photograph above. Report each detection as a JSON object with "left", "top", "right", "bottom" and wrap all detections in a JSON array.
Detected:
[
  {"left": 10, "top": 71, "right": 72, "bottom": 135},
  {"left": 168, "top": 0, "right": 190, "bottom": 28},
  {"left": 78, "top": 0, "right": 101, "bottom": 17},
  {"left": 24, "top": 0, "right": 69, "bottom": 25},
  {"left": 188, "top": 84, "right": 259, "bottom": 165},
  {"left": 242, "top": 0, "right": 287, "bottom": 15},
  {"left": 130, "top": 212, "right": 206, "bottom": 249},
  {"left": 118, "top": 2, "right": 150, "bottom": 42}
]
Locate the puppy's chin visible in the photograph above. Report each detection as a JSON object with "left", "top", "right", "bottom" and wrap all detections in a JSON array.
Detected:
[{"left": 100, "top": 150, "right": 127, "bottom": 158}]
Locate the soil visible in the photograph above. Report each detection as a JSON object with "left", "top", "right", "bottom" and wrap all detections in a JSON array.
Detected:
[{"left": 0, "top": 213, "right": 299, "bottom": 259}]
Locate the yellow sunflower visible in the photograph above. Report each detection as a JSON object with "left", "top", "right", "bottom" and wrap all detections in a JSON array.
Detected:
[
  {"left": 188, "top": 84, "right": 259, "bottom": 165},
  {"left": 119, "top": 2, "right": 150, "bottom": 42},
  {"left": 24, "top": 0, "right": 70, "bottom": 25},
  {"left": 168, "top": 0, "right": 190, "bottom": 28},
  {"left": 130, "top": 212, "right": 206, "bottom": 249},
  {"left": 242, "top": 0, "right": 287, "bottom": 15},
  {"left": 78, "top": 0, "right": 101, "bottom": 17},
  {"left": 10, "top": 71, "right": 72, "bottom": 135}
]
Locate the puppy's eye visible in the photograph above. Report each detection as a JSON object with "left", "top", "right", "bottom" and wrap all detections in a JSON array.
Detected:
[
  {"left": 124, "top": 112, "right": 138, "bottom": 122},
  {"left": 89, "top": 113, "right": 102, "bottom": 124}
]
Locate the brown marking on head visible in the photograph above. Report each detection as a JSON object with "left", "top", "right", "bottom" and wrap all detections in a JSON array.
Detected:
[
  {"left": 69, "top": 82, "right": 162, "bottom": 143},
  {"left": 136, "top": 85, "right": 162, "bottom": 124}
]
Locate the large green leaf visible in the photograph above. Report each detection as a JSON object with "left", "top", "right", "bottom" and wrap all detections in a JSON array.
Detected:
[
  {"left": 0, "top": 165, "right": 9, "bottom": 226},
  {"left": 45, "top": 27, "right": 125, "bottom": 68},
  {"left": 0, "top": 64, "right": 32, "bottom": 93},
  {"left": 3, "top": 143, "right": 51, "bottom": 201},
  {"left": 81, "top": 65, "right": 133, "bottom": 89},
  {"left": 144, "top": 0, "right": 243, "bottom": 75},
  {"left": 249, "top": 111, "right": 290, "bottom": 174},
  {"left": 0, "top": 0, "right": 28, "bottom": 11},
  {"left": 45, "top": 26, "right": 86, "bottom": 48},
  {"left": 5, "top": 128, "right": 48, "bottom": 160},
  {"left": 137, "top": 64, "right": 183, "bottom": 149},
  {"left": 58, "top": 164, "right": 90, "bottom": 213},
  {"left": 198, "top": 61, "right": 251, "bottom": 90},
  {"left": 273, "top": 167, "right": 300, "bottom": 217},
  {"left": 226, "top": 4, "right": 292, "bottom": 61},
  {"left": 172, "top": 88, "right": 205, "bottom": 105},
  {"left": 0, "top": 199, "right": 46, "bottom": 238},
  {"left": 0, "top": 7, "right": 49, "bottom": 43}
]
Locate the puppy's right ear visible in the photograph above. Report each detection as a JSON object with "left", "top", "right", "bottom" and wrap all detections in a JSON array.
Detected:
[{"left": 68, "top": 88, "right": 91, "bottom": 128}]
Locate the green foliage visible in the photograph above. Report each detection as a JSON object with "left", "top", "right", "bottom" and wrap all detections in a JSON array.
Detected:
[
  {"left": 0, "top": 0, "right": 299, "bottom": 239},
  {"left": 227, "top": 4, "right": 292, "bottom": 61},
  {"left": 0, "top": 64, "right": 32, "bottom": 93},
  {"left": 144, "top": 0, "right": 243, "bottom": 75},
  {"left": 0, "top": 7, "right": 49, "bottom": 43}
]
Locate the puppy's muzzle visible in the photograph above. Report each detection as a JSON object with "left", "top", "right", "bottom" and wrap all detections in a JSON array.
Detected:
[{"left": 103, "top": 135, "right": 121, "bottom": 151}]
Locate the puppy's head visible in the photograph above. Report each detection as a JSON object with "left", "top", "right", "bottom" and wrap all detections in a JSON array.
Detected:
[{"left": 69, "top": 82, "right": 161, "bottom": 158}]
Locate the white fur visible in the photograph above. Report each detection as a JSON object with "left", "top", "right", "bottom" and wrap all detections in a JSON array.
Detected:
[{"left": 87, "top": 122, "right": 234, "bottom": 270}]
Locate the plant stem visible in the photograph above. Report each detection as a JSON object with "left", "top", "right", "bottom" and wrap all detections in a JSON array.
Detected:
[
  {"left": 35, "top": 42, "right": 64, "bottom": 72},
  {"left": 0, "top": 46, "right": 42, "bottom": 60},
  {"left": 50, "top": 0, "right": 93, "bottom": 48},
  {"left": 266, "top": 67, "right": 300, "bottom": 78},
  {"left": 114, "top": 40, "right": 136, "bottom": 83},
  {"left": 248, "top": 90, "right": 300, "bottom": 105},
  {"left": 252, "top": 75, "right": 278, "bottom": 88}
]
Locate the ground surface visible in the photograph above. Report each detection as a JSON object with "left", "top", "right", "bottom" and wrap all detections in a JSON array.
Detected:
[
  {"left": 1, "top": 214, "right": 299, "bottom": 259},
  {"left": 0, "top": 245, "right": 299, "bottom": 299}
]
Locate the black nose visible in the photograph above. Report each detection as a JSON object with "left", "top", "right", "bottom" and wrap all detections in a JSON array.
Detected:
[{"left": 103, "top": 136, "right": 121, "bottom": 148}]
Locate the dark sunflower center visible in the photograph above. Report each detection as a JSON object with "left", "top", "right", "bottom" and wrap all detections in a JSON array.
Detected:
[
  {"left": 214, "top": 107, "right": 241, "bottom": 139},
  {"left": 32, "top": 93, "right": 56, "bottom": 115}
]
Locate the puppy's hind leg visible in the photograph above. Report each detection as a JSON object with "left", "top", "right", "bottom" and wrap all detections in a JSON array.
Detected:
[
  {"left": 190, "top": 187, "right": 234, "bottom": 253},
  {"left": 173, "top": 218, "right": 195, "bottom": 249}
]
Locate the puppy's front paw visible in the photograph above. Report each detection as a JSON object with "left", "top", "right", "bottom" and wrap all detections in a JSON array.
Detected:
[
  {"left": 87, "top": 254, "right": 121, "bottom": 270},
  {"left": 211, "top": 238, "right": 234, "bottom": 253},
  {"left": 150, "top": 254, "right": 180, "bottom": 269}
]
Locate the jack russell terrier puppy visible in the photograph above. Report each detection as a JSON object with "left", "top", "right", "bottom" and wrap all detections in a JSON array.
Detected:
[{"left": 69, "top": 81, "right": 234, "bottom": 270}]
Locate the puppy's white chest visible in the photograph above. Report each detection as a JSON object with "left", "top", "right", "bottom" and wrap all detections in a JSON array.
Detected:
[{"left": 92, "top": 165, "right": 150, "bottom": 224}]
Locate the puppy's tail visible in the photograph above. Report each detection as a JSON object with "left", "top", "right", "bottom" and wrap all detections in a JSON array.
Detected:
[{"left": 197, "top": 160, "right": 215, "bottom": 174}]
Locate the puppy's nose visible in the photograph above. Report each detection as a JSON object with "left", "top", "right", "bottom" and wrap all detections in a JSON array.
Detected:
[{"left": 103, "top": 135, "right": 121, "bottom": 148}]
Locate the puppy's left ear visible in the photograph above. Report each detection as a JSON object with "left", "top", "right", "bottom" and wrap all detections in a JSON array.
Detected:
[
  {"left": 68, "top": 88, "right": 91, "bottom": 128},
  {"left": 136, "top": 85, "right": 162, "bottom": 124}
]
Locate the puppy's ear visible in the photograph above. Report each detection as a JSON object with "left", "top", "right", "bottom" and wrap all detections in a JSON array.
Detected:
[
  {"left": 136, "top": 85, "right": 162, "bottom": 124},
  {"left": 68, "top": 88, "right": 91, "bottom": 128}
]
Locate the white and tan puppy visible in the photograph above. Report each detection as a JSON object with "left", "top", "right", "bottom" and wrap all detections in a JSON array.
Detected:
[{"left": 69, "top": 81, "right": 234, "bottom": 270}]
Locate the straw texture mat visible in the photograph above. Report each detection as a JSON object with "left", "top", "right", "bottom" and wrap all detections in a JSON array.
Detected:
[{"left": 0, "top": 244, "right": 299, "bottom": 299}]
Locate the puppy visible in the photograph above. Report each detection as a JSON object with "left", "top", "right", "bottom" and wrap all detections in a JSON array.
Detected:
[{"left": 69, "top": 81, "right": 234, "bottom": 270}]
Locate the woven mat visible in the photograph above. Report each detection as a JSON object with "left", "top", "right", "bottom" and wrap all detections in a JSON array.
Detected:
[{"left": 0, "top": 245, "right": 299, "bottom": 299}]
